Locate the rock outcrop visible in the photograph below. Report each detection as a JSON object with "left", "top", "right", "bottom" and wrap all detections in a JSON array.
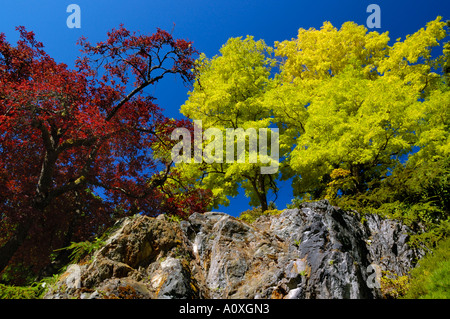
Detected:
[{"left": 44, "top": 200, "right": 422, "bottom": 299}]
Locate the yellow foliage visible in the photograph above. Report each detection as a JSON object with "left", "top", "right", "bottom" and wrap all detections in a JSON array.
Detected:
[
  {"left": 380, "top": 271, "right": 410, "bottom": 299},
  {"left": 275, "top": 21, "right": 390, "bottom": 81},
  {"left": 175, "top": 17, "right": 449, "bottom": 208},
  {"left": 273, "top": 17, "right": 449, "bottom": 196}
]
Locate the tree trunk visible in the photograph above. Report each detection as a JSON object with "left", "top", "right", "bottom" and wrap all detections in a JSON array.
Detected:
[
  {"left": 260, "top": 194, "right": 268, "bottom": 212},
  {"left": 258, "top": 175, "right": 268, "bottom": 212},
  {"left": 351, "top": 164, "right": 365, "bottom": 194},
  {"left": 249, "top": 174, "right": 268, "bottom": 212},
  {"left": 0, "top": 221, "right": 31, "bottom": 275}
]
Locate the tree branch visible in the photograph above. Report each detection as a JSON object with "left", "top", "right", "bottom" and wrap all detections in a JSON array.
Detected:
[{"left": 91, "top": 160, "right": 173, "bottom": 200}]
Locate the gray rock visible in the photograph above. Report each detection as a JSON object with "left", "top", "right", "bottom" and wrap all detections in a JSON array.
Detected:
[{"left": 44, "top": 200, "right": 422, "bottom": 299}]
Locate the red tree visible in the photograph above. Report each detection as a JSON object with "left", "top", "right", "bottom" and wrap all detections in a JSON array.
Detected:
[{"left": 0, "top": 25, "right": 210, "bottom": 282}]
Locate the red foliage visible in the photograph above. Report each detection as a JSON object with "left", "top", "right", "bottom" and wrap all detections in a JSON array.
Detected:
[{"left": 0, "top": 26, "right": 210, "bottom": 281}]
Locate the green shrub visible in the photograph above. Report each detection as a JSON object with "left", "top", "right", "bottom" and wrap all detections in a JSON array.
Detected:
[
  {"left": 328, "top": 157, "right": 450, "bottom": 249},
  {"left": 0, "top": 283, "right": 42, "bottom": 299},
  {"left": 238, "top": 203, "right": 281, "bottom": 224},
  {"left": 0, "top": 273, "right": 60, "bottom": 299},
  {"left": 380, "top": 271, "right": 410, "bottom": 299},
  {"left": 167, "top": 214, "right": 183, "bottom": 223},
  {"left": 403, "top": 236, "right": 450, "bottom": 299}
]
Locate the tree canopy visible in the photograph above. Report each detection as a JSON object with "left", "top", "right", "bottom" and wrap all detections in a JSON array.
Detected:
[{"left": 271, "top": 17, "right": 449, "bottom": 198}]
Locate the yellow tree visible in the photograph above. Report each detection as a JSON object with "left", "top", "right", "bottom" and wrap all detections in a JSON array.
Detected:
[
  {"left": 266, "top": 17, "right": 449, "bottom": 199},
  {"left": 179, "top": 36, "right": 280, "bottom": 211}
]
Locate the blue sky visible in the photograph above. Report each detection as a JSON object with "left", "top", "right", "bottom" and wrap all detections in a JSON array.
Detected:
[{"left": 1, "top": 1, "right": 449, "bottom": 216}]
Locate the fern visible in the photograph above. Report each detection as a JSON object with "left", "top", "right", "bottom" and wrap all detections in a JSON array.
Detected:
[{"left": 55, "top": 237, "right": 105, "bottom": 263}]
